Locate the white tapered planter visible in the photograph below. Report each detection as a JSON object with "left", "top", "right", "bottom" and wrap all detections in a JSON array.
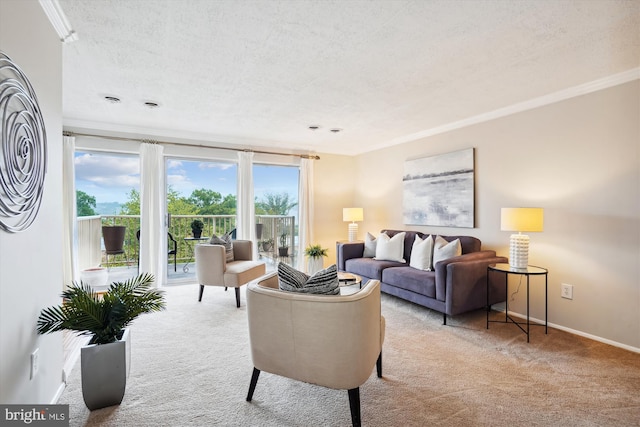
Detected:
[
  {"left": 81, "top": 328, "right": 131, "bottom": 410},
  {"left": 307, "top": 257, "right": 324, "bottom": 275}
]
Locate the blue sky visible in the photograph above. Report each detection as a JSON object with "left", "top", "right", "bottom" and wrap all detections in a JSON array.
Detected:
[{"left": 75, "top": 151, "right": 299, "bottom": 206}]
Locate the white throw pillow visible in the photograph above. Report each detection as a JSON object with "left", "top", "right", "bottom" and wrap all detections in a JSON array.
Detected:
[
  {"left": 374, "top": 232, "right": 406, "bottom": 263},
  {"left": 432, "top": 236, "right": 462, "bottom": 268},
  {"left": 363, "top": 232, "right": 377, "bottom": 258},
  {"left": 409, "top": 234, "right": 434, "bottom": 271}
]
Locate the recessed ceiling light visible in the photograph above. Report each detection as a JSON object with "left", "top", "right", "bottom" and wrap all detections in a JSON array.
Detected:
[
  {"left": 330, "top": 128, "right": 342, "bottom": 133},
  {"left": 104, "top": 96, "right": 121, "bottom": 103},
  {"left": 308, "top": 125, "right": 320, "bottom": 130},
  {"left": 144, "top": 101, "right": 159, "bottom": 108}
]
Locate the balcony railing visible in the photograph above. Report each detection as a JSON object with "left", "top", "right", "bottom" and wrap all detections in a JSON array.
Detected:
[{"left": 77, "top": 214, "right": 296, "bottom": 273}]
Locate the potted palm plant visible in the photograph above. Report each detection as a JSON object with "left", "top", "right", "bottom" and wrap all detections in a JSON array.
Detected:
[
  {"left": 190, "top": 219, "right": 204, "bottom": 238},
  {"left": 305, "top": 244, "right": 328, "bottom": 275},
  {"left": 37, "top": 273, "right": 165, "bottom": 410}
]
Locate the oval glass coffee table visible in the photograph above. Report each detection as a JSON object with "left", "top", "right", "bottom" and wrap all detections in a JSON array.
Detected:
[{"left": 337, "top": 272, "right": 362, "bottom": 295}]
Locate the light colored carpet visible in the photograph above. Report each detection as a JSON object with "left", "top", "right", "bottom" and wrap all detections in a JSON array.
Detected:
[{"left": 59, "top": 283, "right": 640, "bottom": 426}]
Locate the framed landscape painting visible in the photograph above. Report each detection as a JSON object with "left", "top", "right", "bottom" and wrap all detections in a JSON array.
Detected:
[{"left": 403, "top": 148, "right": 475, "bottom": 228}]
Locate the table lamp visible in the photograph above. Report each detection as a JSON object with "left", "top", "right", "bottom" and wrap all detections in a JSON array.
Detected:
[
  {"left": 343, "top": 208, "right": 363, "bottom": 242},
  {"left": 500, "top": 208, "right": 544, "bottom": 269}
]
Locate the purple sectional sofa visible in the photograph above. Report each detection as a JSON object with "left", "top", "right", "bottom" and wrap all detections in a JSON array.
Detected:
[{"left": 337, "top": 229, "right": 508, "bottom": 324}]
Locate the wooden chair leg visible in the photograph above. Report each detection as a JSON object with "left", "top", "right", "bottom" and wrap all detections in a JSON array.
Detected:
[
  {"left": 376, "top": 352, "right": 382, "bottom": 378},
  {"left": 348, "top": 387, "right": 361, "bottom": 427},
  {"left": 246, "top": 368, "right": 260, "bottom": 402},
  {"left": 198, "top": 285, "right": 204, "bottom": 302},
  {"left": 235, "top": 287, "right": 241, "bottom": 308}
]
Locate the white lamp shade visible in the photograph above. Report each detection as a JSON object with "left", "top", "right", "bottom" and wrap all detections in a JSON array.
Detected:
[
  {"left": 343, "top": 208, "right": 364, "bottom": 222},
  {"left": 500, "top": 208, "right": 544, "bottom": 232}
]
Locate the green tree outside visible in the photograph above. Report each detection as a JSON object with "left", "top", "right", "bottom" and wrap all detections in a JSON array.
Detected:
[
  {"left": 199, "top": 193, "right": 236, "bottom": 215},
  {"left": 119, "top": 186, "right": 237, "bottom": 216},
  {"left": 187, "top": 189, "right": 236, "bottom": 215},
  {"left": 119, "top": 189, "right": 140, "bottom": 215},
  {"left": 95, "top": 188, "right": 296, "bottom": 217},
  {"left": 168, "top": 187, "right": 197, "bottom": 215},
  {"left": 76, "top": 190, "right": 97, "bottom": 216},
  {"left": 188, "top": 189, "right": 222, "bottom": 210},
  {"left": 256, "top": 192, "right": 297, "bottom": 215}
]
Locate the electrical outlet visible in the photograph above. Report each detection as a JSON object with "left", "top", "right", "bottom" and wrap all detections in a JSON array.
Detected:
[
  {"left": 561, "top": 283, "right": 573, "bottom": 300},
  {"left": 30, "top": 348, "right": 39, "bottom": 379}
]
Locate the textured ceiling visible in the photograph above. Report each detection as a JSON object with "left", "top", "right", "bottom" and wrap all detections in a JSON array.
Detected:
[{"left": 59, "top": 0, "right": 640, "bottom": 155}]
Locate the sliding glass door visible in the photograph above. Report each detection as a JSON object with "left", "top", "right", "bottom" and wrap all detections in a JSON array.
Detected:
[
  {"left": 165, "top": 157, "right": 237, "bottom": 283},
  {"left": 74, "top": 150, "right": 140, "bottom": 284},
  {"left": 253, "top": 164, "right": 300, "bottom": 269}
]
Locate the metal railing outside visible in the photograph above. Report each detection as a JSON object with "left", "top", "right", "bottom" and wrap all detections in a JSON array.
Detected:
[
  {"left": 169, "top": 214, "right": 236, "bottom": 240},
  {"left": 256, "top": 215, "right": 296, "bottom": 263},
  {"left": 77, "top": 214, "right": 296, "bottom": 270}
]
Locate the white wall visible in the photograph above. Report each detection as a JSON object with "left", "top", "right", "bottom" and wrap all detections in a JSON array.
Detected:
[
  {"left": 0, "top": 1, "right": 65, "bottom": 403},
  {"left": 346, "top": 80, "right": 640, "bottom": 350}
]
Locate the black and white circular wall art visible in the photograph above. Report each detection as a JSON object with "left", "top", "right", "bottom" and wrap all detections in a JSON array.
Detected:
[{"left": 0, "top": 51, "right": 47, "bottom": 233}]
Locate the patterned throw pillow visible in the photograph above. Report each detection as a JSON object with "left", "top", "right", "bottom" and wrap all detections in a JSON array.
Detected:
[
  {"left": 209, "top": 233, "right": 234, "bottom": 262},
  {"left": 278, "top": 262, "right": 340, "bottom": 295}
]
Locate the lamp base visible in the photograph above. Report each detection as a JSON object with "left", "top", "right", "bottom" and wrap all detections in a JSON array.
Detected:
[
  {"left": 348, "top": 223, "right": 358, "bottom": 242},
  {"left": 509, "top": 233, "right": 529, "bottom": 269}
]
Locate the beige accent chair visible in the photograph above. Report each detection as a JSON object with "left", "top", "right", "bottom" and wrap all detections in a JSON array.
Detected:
[
  {"left": 195, "top": 240, "right": 266, "bottom": 307},
  {"left": 245, "top": 272, "right": 385, "bottom": 427}
]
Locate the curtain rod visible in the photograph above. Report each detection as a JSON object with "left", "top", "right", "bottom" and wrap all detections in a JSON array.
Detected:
[{"left": 62, "top": 131, "right": 321, "bottom": 160}]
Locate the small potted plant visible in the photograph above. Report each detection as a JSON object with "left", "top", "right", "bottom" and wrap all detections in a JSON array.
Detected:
[
  {"left": 37, "top": 273, "right": 165, "bottom": 410},
  {"left": 261, "top": 238, "right": 274, "bottom": 252},
  {"left": 278, "top": 231, "right": 289, "bottom": 257},
  {"left": 190, "top": 219, "right": 204, "bottom": 238},
  {"left": 305, "top": 244, "right": 328, "bottom": 274}
]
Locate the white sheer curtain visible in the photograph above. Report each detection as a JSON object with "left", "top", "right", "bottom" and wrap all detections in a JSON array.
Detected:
[
  {"left": 139, "top": 143, "right": 166, "bottom": 287},
  {"left": 62, "top": 135, "right": 79, "bottom": 286},
  {"left": 297, "top": 158, "right": 314, "bottom": 271},
  {"left": 237, "top": 152, "right": 256, "bottom": 255}
]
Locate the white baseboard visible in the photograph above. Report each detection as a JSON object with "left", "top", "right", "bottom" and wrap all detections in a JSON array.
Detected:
[
  {"left": 51, "top": 378, "right": 66, "bottom": 404},
  {"left": 501, "top": 309, "right": 640, "bottom": 354}
]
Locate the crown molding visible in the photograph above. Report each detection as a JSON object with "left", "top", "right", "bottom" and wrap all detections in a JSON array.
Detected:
[
  {"left": 367, "top": 68, "right": 640, "bottom": 154},
  {"left": 39, "top": 0, "right": 78, "bottom": 43}
]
